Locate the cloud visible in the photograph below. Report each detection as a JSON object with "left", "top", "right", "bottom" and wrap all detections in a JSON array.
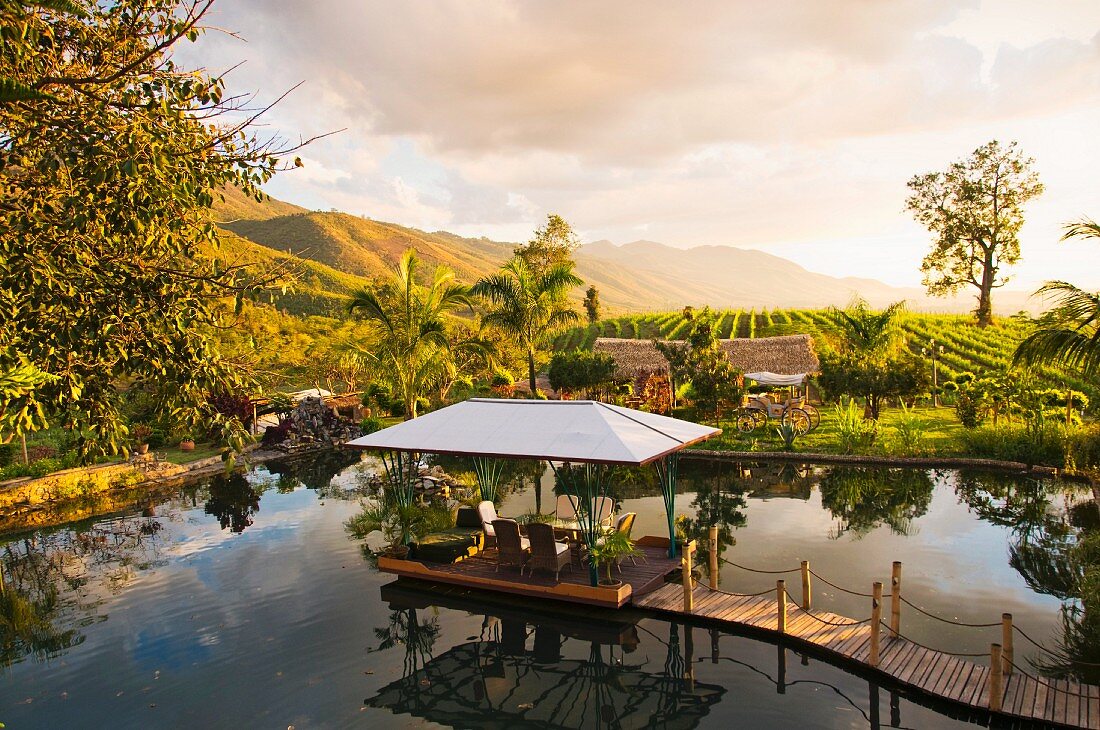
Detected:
[{"left": 181, "top": 0, "right": 1100, "bottom": 287}]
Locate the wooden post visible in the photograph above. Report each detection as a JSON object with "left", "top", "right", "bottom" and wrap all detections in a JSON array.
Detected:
[
  {"left": 777, "top": 643, "right": 787, "bottom": 694},
  {"left": 870, "top": 581, "right": 883, "bottom": 666},
  {"left": 989, "top": 643, "right": 1003, "bottom": 711},
  {"left": 777, "top": 580, "right": 787, "bottom": 634},
  {"left": 801, "top": 560, "right": 811, "bottom": 610},
  {"left": 682, "top": 540, "right": 695, "bottom": 613},
  {"left": 21, "top": 433, "right": 28, "bottom": 465},
  {"left": 710, "top": 628, "right": 719, "bottom": 664},
  {"left": 1002, "top": 613, "right": 1013, "bottom": 675},
  {"left": 708, "top": 525, "right": 719, "bottom": 590},
  {"left": 684, "top": 623, "right": 695, "bottom": 692},
  {"left": 890, "top": 561, "right": 902, "bottom": 638}
]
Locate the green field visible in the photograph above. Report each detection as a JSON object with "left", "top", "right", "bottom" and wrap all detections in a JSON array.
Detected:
[{"left": 553, "top": 309, "right": 1096, "bottom": 406}]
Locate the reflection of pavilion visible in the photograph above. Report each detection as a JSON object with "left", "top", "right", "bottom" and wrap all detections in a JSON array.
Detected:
[{"left": 366, "top": 583, "right": 725, "bottom": 729}]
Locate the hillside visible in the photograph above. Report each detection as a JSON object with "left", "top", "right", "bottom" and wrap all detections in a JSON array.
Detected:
[
  {"left": 553, "top": 309, "right": 1096, "bottom": 403},
  {"left": 214, "top": 188, "right": 1035, "bottom": 316}
]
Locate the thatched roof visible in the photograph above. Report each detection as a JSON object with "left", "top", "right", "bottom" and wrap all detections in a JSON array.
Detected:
[{"left": 594, "top": 334, "right": 819, "bottom": 377}]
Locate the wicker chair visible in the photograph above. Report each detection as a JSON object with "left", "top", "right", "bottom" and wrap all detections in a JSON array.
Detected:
[
  {"left": 492, "top": 519, "right": 529, "bottom": 572},
  {"left": 593, "top": 496, "right": 614, "bottom": 527},
  {"left": 525, "top": 523, "right": 571, "bottom": 581}
]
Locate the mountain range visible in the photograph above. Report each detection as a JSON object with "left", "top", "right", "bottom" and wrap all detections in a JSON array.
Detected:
[{"left": 214, "top": 186, "right": 1034, "bottom": 316}]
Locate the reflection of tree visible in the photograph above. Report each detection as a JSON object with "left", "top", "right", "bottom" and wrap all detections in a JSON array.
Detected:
[
  {"left": 264, "top": 450, "right": 363, "bottom": 498},
  {"left": 0, "top": 513, "right": 168, "bottom": 665},
  {"left": 204, "top": 473, "right": 262, "bottom": 533},
  {"left": 956, "top": 471, "right": 1100, "bottom": 682},
  {"left": 373, "top": 608, "right": 441, "bottom": 693},
  {"left": 678, "top": 465, "right": 748, "bottom": 581},
  {"left": 818, "top": 467, "right": 933, "bottom": 539}
]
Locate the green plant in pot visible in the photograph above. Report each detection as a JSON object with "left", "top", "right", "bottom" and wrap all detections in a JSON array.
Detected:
[
  {"left": 131, "top": 424, "right": 153, "bottom": 454},
  {"left": 587, "top": 530, "right": 640, "bottom": 588}
]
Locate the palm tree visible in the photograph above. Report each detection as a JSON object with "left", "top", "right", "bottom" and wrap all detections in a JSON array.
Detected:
[
  {"left": 348, "top": 249, "right": 482, "bottom": 419},
  {"left": 473, "top": 257, "right": 582, "bottom": 394},
  {"left": 1013, "top": 219, "right": 1100, "bottom": 381},
  {"left": 827, "top": 298, "right": 906, "bottom": 356}
]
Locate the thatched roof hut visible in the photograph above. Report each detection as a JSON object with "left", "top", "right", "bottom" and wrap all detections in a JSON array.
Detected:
[{"left": 594, "top": 334, "right": 819, "bottom": 379}]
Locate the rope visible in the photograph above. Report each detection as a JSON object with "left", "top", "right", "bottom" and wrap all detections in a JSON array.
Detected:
[
  {"left": 1006, "top": 659, "right": 1099, "bottom": 700},
  {"left": 807, "top": 568, "right": 874, "bottom": 598},
  {"left": 783, "top": 589, "right": 872, "bottom": 626},
  {"left": 897, "top": 595, "right": 1000, "bottom": 628},
  {"left": 1012, "top": 625, "right": 1100, "bottom": 667},
  {"left": 883, "top": 622, "right": 989, "bottom": 658},
  {"left": 704, "top": 584, "right": 779, "bottom": 599},
  {"left": 720, "top": 557, "right": 800, "bottom": 575}
]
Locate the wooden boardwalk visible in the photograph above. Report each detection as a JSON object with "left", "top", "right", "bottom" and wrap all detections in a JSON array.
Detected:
[{"left": 637, "top": 582, "right": 1100, "bottom": 729}]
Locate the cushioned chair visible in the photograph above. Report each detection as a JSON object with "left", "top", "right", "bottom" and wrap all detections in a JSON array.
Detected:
[
  {"left": 594, "top": 511, "right": 642, "bottom": 572},
  {"left": 478, "top": 500, "right": 500, "bottom": 545},
  {"left": 492, "top": 519, "right": 529, "bottom": 572},
  {"left": 525, "top": 522, "right": 571, "bottom": 581},
  {"left": 555, "top": 495, "right": 578, "bottom": 522},
  {"left": 593, "top": 496, "right": 614, "bottom": 527}
]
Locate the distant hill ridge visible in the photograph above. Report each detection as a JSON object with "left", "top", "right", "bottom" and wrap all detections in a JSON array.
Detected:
[{"left": 214, "top": 187, "right": 1033, "bottom": 315}]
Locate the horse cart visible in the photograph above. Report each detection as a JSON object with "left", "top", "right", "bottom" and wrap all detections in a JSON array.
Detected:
[{"left": 735, "top": 393, "right": 820, "bottom": 434}]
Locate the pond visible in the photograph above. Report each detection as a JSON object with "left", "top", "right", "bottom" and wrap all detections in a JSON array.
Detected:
[{"left": 0, "top": 452, "right": 1093, "bottom": 728}]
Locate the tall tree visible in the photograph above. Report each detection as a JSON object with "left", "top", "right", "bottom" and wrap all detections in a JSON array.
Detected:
[
  {"left": 583, "top": 285, "right": 601, "bottom": 323},
  {"left": 906, "top": 140, "right": 1043, "bottom": 327},
  {"left": 348, "top": 249, "right": 484, "bottom": 419},
  {"left": 0, "top": 0, "right": 311, "bottom": 457},
  {"left": 655, "top": 308, "right": 742, "bottom": 424},
  {"left": 514, "top": 214, "right": 580, "bottom": 276},
  {"left": 473, "top": 258, "right": 582, "bottom": 394},
  {"left": 1013, "top": 219, "right": 1100, "bottom": 381}
]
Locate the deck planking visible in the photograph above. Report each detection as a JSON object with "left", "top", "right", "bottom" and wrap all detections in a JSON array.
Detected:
[
  {"left": 635, "top": 582, "right": 1100, "bottom": 729},
  {"left": 377, "top": 541, "right": 678, "bottom": 609}
]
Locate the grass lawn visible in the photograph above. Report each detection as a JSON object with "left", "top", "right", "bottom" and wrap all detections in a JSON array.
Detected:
[
  {"left": 161, "top": 442, "right": 225, "bottom": 465},
  {"left": 696, "top": 404, "right": 966, "bottom": 457}
]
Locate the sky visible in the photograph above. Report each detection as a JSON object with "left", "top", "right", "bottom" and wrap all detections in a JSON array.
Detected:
[{"left": 185, "top": 0, "right": 1100, "bottom": 290}]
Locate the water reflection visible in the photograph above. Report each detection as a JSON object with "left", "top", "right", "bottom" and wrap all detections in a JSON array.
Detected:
[
  {"left": 203, "top": 473, "right": 262, "bottom": 533},
  {"left": 817, "top": 467, "right": 934, "bottom": 539},
  {"left": 367, "top": 584, "right": 725, "bottom": 729}
]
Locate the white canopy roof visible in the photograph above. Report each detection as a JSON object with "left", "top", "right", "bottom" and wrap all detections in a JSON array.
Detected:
[
  {"left": 344, "top": 398, "right": 720, "bottom": 465},
  {"left": 744, "top": 372, "right": 807, "bottom": 386}
]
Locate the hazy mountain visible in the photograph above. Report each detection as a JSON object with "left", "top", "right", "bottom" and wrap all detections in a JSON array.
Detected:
[{"left": 215, "top": 190, "right": 1034, "bottom": 315}]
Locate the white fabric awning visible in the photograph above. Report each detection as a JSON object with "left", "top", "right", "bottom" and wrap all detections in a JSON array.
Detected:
[
  {"left": 344, "top": 398, "right": 720, "bottom": 465},
  {"left": 744, "top": 372, "right": 807, "bottom": 386}
]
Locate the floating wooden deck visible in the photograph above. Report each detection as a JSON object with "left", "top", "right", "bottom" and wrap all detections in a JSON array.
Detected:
[
  {"left": 377, "top": 536, "right": 678, "bottom": 608},
  {"left": 637, "top": 581, "right": 1100, "bottom": 729}
]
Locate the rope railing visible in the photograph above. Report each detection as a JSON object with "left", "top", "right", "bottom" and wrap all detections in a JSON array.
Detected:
[
  {"left": 876, "top": 620, "right": 990, "bottom": 659},
  {"left": 719, "top": 557, "right": 800, "bottom": 575},
  {"left": 896, "top": 595, "right": 1001, "bottom": 628},
  {"left": 1011, "top": 624, "right": 1100, "bottom": 668},
  {"left": 806, "top": 567, "right": 874, "bottom": 598}
]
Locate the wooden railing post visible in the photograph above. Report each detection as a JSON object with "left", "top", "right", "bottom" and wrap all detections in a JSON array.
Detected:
[
  {"left": 682, "top": 540, "right": 695, "bottom": 613},
  {"left": 708, "top": 525, "right": 719, "bottom": 590},
  {"left": 989, "top": 643, "right": 1003, "bottom": 711},
  {"left": 870, "top": 581, "right": 883, "bottom": 666},
  {"left": 777, "top": 580, "right": 787, "bottom": 634},
  {"left": 801, "top": 560, "right": 811, "bottom": 610},
  {"left": 890, "top": 561, "right": 901, "bottom": 638},
  {"left": 1002, "top": 613, "right": 1013, "bottom": 675}
]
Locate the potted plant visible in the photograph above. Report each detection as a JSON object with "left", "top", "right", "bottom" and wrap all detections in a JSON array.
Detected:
[
  {"left": 132, "top": 424, "right": 153, "bottom": 454},
  {"left": 345, "top": 500, "right": 451, "bottom": 560},
  {"left": 587, "top": 531, "right": 641, "bottom": 588},
  {"left": 178, "top": 433, "right": 196, "bottom": 452}
]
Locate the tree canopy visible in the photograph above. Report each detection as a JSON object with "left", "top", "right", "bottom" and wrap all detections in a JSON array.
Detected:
[
  {"left": 0, "top": 0, "right": 309, "bottom": 456},
  {"left": 473, "top": 257, "right": 581, "bottom": 394},
  {"left": 1013, "top": 220, "right": 1100, "bottom": 382},
  {"left": 906, "top": 140, "right": 1043, "bottom": 327},
  {"left": 514, "top": 214, "right": 580, "bottom": 276}
]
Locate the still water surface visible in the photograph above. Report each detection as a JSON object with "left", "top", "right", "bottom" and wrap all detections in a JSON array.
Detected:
[{"left": 0, "top": 453, "right": 1089, "bottom": 728}]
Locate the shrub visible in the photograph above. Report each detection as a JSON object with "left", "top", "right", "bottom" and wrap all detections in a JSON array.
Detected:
[
  {"left": 890, "top": 404, "right": 929, "bottom": 455},
  {"left": 261, "top": 419, "right": 293, "bottom": 447},
  {"left": 490, "top": 371, "right": 514, "bottom": 388},
  {"left": 0, "top": 443, "right": 14, "bottom": 468},
  {"left": 1066, "top": 425, "right": 1100, "bottom": 475},
  {"left": 532, "top": 389, "right": 548, "bottom": 400},
  {"left": 775, "top": 422, "right": 798, "bottom": 451},
  {"left": 834, "top": 400, "right": 878, "bottom": 454},
  {"left": 955, "top": 391, "right": 986, "bottom": 428},
  {"left": 962, "top": 423, "right": 1066, "bottom": 467},
  {"left": 360, "top": 416, "right": 385, "bottom": 435}
]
